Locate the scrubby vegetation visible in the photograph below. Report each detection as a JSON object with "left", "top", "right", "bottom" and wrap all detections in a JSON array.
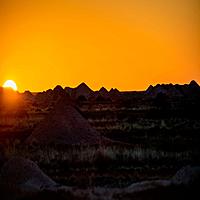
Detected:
[{"left": 3, "top": 142, "right": 199, "bottom": 188}]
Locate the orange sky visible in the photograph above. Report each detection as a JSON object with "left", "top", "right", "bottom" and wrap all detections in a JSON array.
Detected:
[{"left": 0, "top": 0, "right": 199, "bottom": 92}]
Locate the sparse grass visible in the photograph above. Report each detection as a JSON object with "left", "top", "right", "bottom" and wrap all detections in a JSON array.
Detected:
[
  {"left": 4, "top": 143, "right": 197, "bottom": 170},
  {"left": 1, "top": 141, "right": 199, "bottom": 187},
  {"left": 3, "top": 142, "right": 198, "bottom": 187}
]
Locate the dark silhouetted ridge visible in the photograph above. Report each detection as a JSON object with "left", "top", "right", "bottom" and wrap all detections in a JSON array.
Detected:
[
  {"left": 65, "top": 82, "right": 93, "bottom": 100},
  {"left": 145, "top": 80, "right": 200, "bottom": 98}
]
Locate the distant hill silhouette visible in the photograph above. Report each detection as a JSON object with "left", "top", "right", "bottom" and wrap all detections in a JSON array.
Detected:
[
  {"left": 109, "top": 88, "right": 121, "bottom": 101},
  {"left": 33, "top": 85, "right": 71, "bottom": 108},
  {"left": 22, "top": 90, "right": 33, "bottom": 99},
  {"left": 64, "top": 83, "right": 122, "bottom": 102},
  {"left": 65, "top": 82, "right": 93, "bottom": 100},
  {"left": 2, "top": 80, "right": 199, "bottom": 108},
  {"left": 99, "top": 87, "right": 109, "bottom": 97},
  {"left": 146, "top": 80, "right": 200, "bottom": 98},
  {"left": 88, "top": 87, "right": 111, "bottom": 103},
  {"left": 89, "top": 87, "right": 121, "bottom": 102}
]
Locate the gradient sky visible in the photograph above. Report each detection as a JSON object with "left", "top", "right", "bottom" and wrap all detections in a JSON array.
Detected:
[{"left": 0, "top": 0, "right": 199, "bottom": 92}]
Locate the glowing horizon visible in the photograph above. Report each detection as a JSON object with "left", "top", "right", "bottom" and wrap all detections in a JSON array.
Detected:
[
  {"left": 3, "top": 80, "right": 18, "bottom": 91},
  {"left": 0, "top": 0, "right": 199, "bottom": 92}
]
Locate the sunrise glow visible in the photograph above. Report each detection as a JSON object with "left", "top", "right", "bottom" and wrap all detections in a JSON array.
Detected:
[
  {"left": 3, "top": 80, "right": 18, "bottom": 91},
  {"left": 0, "top": 0, "right": 199, "bottom": 92}
]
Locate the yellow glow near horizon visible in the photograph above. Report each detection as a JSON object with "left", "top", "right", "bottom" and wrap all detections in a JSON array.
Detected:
[
  {"left": 0, "top": 0, "right": 199, "bottom": 92},
  {"left": 3, "top": 80, "right": 18, "bottom": 91}
]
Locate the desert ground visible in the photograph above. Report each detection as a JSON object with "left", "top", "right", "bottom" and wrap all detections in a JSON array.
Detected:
[{"left": 0, "top": 81, "right": 200, "bottom": 199}]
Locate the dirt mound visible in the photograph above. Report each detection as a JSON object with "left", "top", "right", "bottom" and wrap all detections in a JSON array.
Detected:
[
  {"left": 26, "top": 98, "right": 106, "bottom": 145},
  {"left": 0, "top": 157, "right": 58, "bottom": 200}
]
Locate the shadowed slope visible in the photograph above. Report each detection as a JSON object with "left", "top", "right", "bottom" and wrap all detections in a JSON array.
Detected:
[
  {"left": 0, "top": 157, "right": 58, "bottom": 200},
  {"left": 26, "top": 98, "right": 105, "bottom": 145}
]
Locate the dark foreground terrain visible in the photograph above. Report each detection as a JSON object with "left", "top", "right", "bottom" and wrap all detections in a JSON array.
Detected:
[{"left": 0, "top": 81, "right": 200, "bottom": 199}]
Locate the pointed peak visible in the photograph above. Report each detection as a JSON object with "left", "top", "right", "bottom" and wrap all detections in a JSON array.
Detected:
[
  {"left": 76, "top": 82, "right": 93, "bottom": 92},
  {"left": 109, "top": 88, "right": 119, "bottom": 92},
  {"left": 78, "top": 82, "right": 88, "bottom": 88},
  {"left": 53, "top": 85, "right": 64, "bottom": 92},
  {"left": 99, "top": 87, "right": 108, "bottom": 93},
  {"left": 189, "top": 80, "right": 199, "bottom": 87},
  {"left": 147, "top": 85, "right": 153, "bottom": 90}
]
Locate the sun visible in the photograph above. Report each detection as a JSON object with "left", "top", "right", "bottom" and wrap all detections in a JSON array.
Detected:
[{"left": 3, "top": 80, "right": 18, "bottom": 91}]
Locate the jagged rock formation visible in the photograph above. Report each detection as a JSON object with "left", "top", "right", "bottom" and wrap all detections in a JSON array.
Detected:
[
  {"left": 99, "top": 87, "right": 109, "bottom": 98},
  {"left": 146, "top": 80, "right": 200, "bottom": 98},
  {"left": 34, "top": 85, "right": 71, "bottom": 108},
  {"left": 65, "top": 82, "right": 93, "bottom": 100},
  {"left": 65, "top": 84, "right": 122, "bottom": 102},
  {"left": 108, "top": 88, "right": 121, "bottom": 101},
  {"left": 89, "top": 87, "right": 111, "bottom": 103}
]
